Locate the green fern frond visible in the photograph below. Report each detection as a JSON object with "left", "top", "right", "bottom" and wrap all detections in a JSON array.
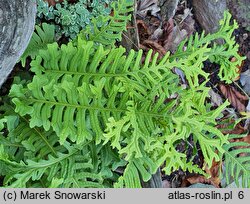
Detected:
[
  {"left": 172, "top": 90, "right": 229, "bottom": 167},
  {"left": 173, "top": 45, "right": 211, "bottom": 88},
  {"left": 20, "top": 23, "right": 56, "bottom": 67},
  {"left": 80, "top": 0, "right": 133, "bottom": 46},
  {"left": 172, "top": 11, "right": 245, "bottom": 84},
  {"left": 0, "top": 143, "right": 104, "bottom": 188},
  {"left": 11, "top": 39, "right": 180, "bottom": 146},
  {"left": 223, "top": 134, "right": 250, "bottom": 188},
  {"left": 49, "top": 178, "right": 64, "bottom": 188},
  {"left": 0, "top": 105, "right": 121, "bottom": 187},
  {"left": 0, "top": 101, "right": 64, "bottom": 160},
  {"left": 114, "top": 156, "right": 158, "bottom": 188}
]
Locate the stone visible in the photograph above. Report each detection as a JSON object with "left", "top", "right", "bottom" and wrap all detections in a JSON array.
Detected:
[
  {"left": 188, "top": 183, "right": 215, "bottom": 188},
  {"left": 0, "top": 0, "right": 36, "bottom": 88},
  {"left": 192, "top": 0, "right": 227, "bottom": 34}
]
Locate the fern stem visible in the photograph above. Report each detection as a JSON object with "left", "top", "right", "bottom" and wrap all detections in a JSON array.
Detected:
[{"left": 26, "top": 98, "right": 167, "bottom": 119}]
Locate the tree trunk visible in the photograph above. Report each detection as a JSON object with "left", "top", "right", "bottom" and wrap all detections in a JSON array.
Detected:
[{"left": 0, "top": 0, "right": 36, "bottom": 88}]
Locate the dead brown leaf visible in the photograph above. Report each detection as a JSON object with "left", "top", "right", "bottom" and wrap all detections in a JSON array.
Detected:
[
  {"left": 142, "top": 40, "right": 167, "bottom": 58},
  {"left": 204, "top": 160, "right": 221, "bottom": 188},
  {"left": 186, "top": 160, "right": 221, "bottom": 188},
  {"left": 218, "top": 122, "right": 246, "bottom": 135},
  {"left": 186, "top": 175, "right": 220, "bottom": 188},
  {"left": 168, "top": 8, "right": 195, "bottom": 52},
  {"left": 231, "top": 57, "right": 245, "bottom": 81},
  {"left": 137, "top": 20, "right": 151, "bottom": 42},
  {"left": 177, "top": 8, "right": 195, "bottom": 37},
  {"left": 219, "top": 84, "right": 248, "bottom": 112},
  {"left": 45, "top": 0, "right": 64, "bottom": 6},
  {"left": 169, "top": 26, "right": 188, "bottom": 52},
  {"left": 161, "top": 18, "right": 174, "bottom": 51}
]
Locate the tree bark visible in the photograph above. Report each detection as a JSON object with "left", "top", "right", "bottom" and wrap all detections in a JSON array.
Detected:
[{"left": 0, "top": 0, "right": 36, "bottom": 88}]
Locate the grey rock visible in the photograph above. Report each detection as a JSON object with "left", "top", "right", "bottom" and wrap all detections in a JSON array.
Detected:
[
  {"left": 192, "top": 0, "right": 227, "bottom": 34},
  {"left": 188, "top": 183, "right": 215, "bottom": 188},
  {"left": 240, "top": 69, "right": 250, "bottom": 96},
  {"left": 0, "top": 0, "right": 36, "bottom": 88}
]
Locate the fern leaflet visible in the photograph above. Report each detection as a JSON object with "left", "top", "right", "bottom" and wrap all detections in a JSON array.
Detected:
[
  {"left": 223, "top": 134, "right": 250, "bottom": 188},
  {"left": 80, "top": 0, "right": 134, "bottom": 46},
  {"left": 20, "top": 23, "right": 56, "bottom": 67}
]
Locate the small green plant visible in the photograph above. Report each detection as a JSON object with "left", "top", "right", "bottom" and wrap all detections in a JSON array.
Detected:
[
  {"left": 1, "top": 0, "right": 249, "bottom": 187},
  {"left": 36, "top": 0, "right": 114, "bottom": 39},
  {"left": 20, "top": 23, "right": 56, "bottom": 67},
  {"left": 21, "top": 0, "right": 133, "bottom": 66}
]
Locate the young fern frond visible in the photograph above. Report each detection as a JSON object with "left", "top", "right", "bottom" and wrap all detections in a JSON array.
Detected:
[
  {"left": 172, "top": 11, "right": 245, "bottom": 84},
  {"left": 80, "top": 0, "right": 134, "bottom": 46},
  {"left": 223, "top": 134, "right": 250, "bottom": 188},
  {"left": 20, "top": 23, "right": 56, "bottom": 67},
  {"left": 167, "top": 88, "right": 230, "bottom": 167}
]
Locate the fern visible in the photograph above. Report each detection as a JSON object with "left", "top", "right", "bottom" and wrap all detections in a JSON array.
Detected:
[
  {"left": 1, "top": 9, "right": 246, "bottom": 188},
  {"left": 114, "top": 155, "right": 159, "bottom": 188},
  {"left": 0, "top": 97, "right": 122, "bottom": 187},
  {"left": 9, "top": 37, "right": 232, "bottom": 187},
  {"left": 20, "top": 23, "right": 56, "bottom": 67},
  {"left": 0, "top": 143, "right": 104, "bottom": 188},
  {"left": 0, "top": 103, "right": 123, "bottom": 187},
  {"left": 172, "top": 11, "right": 245, "bottom": 84},
  {"left": 0, "top": 101, "right": 64, "bottom": 160},
  {"left": 80, "top": 0, "right": 134, "bottom": 46},
  {"left": 11, "top": 39, "right": 180, "bottom": 146},
  {"left": 223, "top": 134, "right": 250, "bottom": 188}
]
